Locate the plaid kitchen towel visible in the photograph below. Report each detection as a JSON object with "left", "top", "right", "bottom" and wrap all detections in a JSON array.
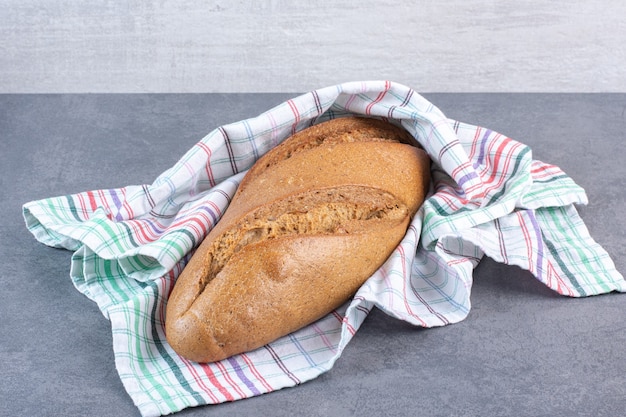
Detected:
[{"left": 23, "top": 81, "right": 626, "bottom": 416}]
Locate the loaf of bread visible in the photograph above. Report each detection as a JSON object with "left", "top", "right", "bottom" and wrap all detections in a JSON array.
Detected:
[{"left": 165, "top": 117, "right": 431, "bottom": 363}]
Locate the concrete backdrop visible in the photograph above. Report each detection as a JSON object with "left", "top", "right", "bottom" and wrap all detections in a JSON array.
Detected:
[{"left": 2, "top": 0, "right": 625, "bottom": 93}]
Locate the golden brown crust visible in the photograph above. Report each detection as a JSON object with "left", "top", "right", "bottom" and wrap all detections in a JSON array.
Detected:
[
  {"left": 242, "top": 117, "right": 416, "bottom": 185},
  {"left": 165, "top": 117, "right": 431, "bottom": 363}
]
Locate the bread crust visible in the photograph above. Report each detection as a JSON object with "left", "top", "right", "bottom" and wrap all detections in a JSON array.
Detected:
[{"left": 165, "top": 117, "right": 430, "bottom": 363}]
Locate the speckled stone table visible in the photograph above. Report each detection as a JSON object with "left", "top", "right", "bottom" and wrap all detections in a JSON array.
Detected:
[{"left": 2, "top": 93, "right": 625, "bottom": 417}]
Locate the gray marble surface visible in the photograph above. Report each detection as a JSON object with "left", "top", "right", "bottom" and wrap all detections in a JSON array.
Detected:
[{"left": 2, "top": 93, "right": 625, "bottom": 416}]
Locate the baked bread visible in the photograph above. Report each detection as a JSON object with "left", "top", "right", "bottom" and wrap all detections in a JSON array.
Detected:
[{"left": 165, "top": 117, "right": 431, "bottom": 363}]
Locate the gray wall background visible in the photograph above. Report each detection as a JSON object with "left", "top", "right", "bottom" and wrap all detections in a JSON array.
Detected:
[{"left": 2, "top": 0, "right": 625, "bottom": 93}]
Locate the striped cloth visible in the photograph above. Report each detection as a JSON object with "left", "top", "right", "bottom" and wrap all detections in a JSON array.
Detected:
[{"left": 23, "top": 81, "right": 626, "bottom": 416}]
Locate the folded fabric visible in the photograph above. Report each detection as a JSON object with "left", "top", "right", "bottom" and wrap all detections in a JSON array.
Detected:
[{"left": 23, "top": 81, "right": 626, "bottom": 417}]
